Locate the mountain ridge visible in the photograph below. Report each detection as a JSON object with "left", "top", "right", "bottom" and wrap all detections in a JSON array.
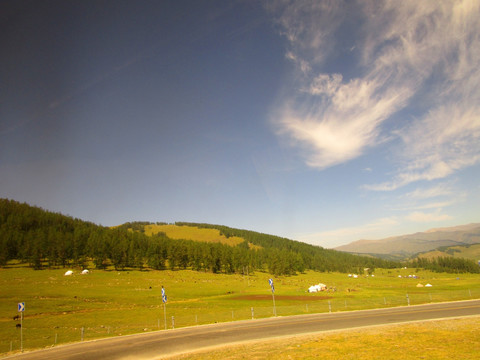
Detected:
[{"left": 334, "top": 223, "right": 480, "bottom": 259}]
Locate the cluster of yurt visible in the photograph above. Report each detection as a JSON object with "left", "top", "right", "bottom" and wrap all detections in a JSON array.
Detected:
[{"left": 64, "top": 269, "right": 89, "bottom": 276}]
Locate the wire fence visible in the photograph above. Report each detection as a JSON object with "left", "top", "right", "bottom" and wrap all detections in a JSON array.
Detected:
[{"left": 3, "top": 287, "right": 479, "bottom": 355}]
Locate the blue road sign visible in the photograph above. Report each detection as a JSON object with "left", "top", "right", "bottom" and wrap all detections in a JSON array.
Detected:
[
  {"left": 18, "top": 302, "right": 25, "bottom": 312},
  {"left": 162, "top": 287, "right": 167, "bottom": 303},
  {"left": 269, "top": 278, "right": 275, "bottom": 292}
]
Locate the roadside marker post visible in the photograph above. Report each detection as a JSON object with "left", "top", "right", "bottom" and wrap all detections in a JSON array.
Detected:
[
  {"left": 18, "top": 302, "right": 25, "bottom": 352},
  {"left": 162, "top": 286, "right": 167, "bottom": 330},
  {"left": 269, "top": 279, "right": 277, "bottom": 317}
]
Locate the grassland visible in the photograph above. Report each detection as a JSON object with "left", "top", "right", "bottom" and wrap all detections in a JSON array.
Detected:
[
  {"left": 170, "top": 317, "right": 480, "bottom": 360},
  {"left": 1, "top": 265, "right": 479, "bottom": 356},
  {"left": 143, "top": 224, "right": 245, "bottom": 246}
]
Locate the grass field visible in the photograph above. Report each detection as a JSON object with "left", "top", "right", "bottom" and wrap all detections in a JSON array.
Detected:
[
  {"left": 1, "top": 265, "right": 479, "bottom": 356},
  {"left": 143, "top": 224, "right": 245, "bottom": 246},
  {"left": 170, "top": 317, "right": 480, "bottom": 360}
]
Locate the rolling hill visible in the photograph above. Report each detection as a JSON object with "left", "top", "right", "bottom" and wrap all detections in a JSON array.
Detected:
[
  {"left": 0, "top": 198, "right": 397, "bottom": 275},
  {"left": 2, "top": 198, "right": 477, "bottom": 274},
  {"left": 335, "top": 223, "right": 480, "bottom": 260},
  {"left": 417, "top": 243, "right": 480, "bottom": 261}
]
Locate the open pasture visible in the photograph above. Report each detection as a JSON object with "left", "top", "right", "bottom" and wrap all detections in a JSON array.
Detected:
[
  {"left": 1, "top": 265, "right": 479, "bottom": 355},
  {"left": 170, "top": 317, "right": 480, "bottom": 360},
  {"left": 143, "top": 224, "right": 244, "bottom": 246}
]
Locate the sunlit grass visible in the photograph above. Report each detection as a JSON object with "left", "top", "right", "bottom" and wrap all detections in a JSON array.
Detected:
[
  {"left": 1, "top": 265, "right": 479, "bottom": 355},
  {"left": 144, "top": 224, "right": 244, "bottom": 246},
  {"left": 170, "top": 317, "right": 480, "bottom": 360}
]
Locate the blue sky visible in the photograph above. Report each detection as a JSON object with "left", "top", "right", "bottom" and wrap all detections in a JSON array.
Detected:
[{"left": 1, "top": 0, "right": 479, "bottom": 248}]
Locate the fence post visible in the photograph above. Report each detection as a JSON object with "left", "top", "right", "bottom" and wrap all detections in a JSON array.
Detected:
[
  {"left": 406, "top": 294, "right": 410, "bottom": 306},
  {"left": 328, "top": 301, "right": 332, "bottom": 313},
  {"left": 81, "top": 327, "right": 84, "bottom": 341},
  {"left": 171, "top": 316, "right": 175, "bottom": 329},
  {"left": 251, "top": 307, "right": 254, "bottom": 319}
]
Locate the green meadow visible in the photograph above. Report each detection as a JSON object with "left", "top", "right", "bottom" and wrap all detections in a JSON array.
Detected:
[
  {"left": 1, "top": 265, "right": 479, "bottom": 356},
  {"left": 172, "top": 317, "right": 480, "bottom": 360},
  {"left": 143, "top": 224, "right": 245, "bottom": 246}
]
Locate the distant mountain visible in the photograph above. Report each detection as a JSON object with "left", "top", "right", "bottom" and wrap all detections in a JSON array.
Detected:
[
  {"left": 425, "top": 223, "right": 480, "bottom": 233},
  {"left": 334, "top": 223, "right": 480, "bottom": 260}
]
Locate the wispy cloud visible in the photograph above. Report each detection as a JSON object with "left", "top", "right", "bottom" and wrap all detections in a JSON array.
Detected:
[
  {"left": 297, "top": 217, "right": 400, "bottom": 247},
  {"left": 268, "top": 0, "right": 480, "bottom": 186},
  {"left": 405, "top": 210, "right": 452, "bottom": 223},
  {"left": 403, "top": 182, "right": 454, "bottom": 200},
  {"left": 299, "top": 209, "right": 454, "bottom": 247},
  {"left": 392, "top": 182, "right": 461, "bottom": 215}
]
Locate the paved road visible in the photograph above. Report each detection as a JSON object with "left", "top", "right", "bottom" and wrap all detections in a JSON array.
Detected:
[{"left": 6, "top": 300, "right": 480, "bottom": 360}]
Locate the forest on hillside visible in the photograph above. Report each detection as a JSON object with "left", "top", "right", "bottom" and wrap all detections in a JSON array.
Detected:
[{"left": 1, "top": 199, "right": 477, "bottom": 274}]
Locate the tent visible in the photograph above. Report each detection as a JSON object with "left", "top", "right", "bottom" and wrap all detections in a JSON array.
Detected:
[
  {"left": 64, "top": 270, "right": 73, "bottom": 276},
  {"left": 308, "top": 283, "right": 327, "bottom": 293},
  {"left": 425, "top": 283, "right": 433, "bottom": 287},
  {"left": 81, "top": 269, "right": 89, "bottom": 275}
]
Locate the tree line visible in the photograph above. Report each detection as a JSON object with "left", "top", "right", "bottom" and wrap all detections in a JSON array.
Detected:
[
  {"left": 409, "top": 256, "right": 480, "bottom": 274},
  {"left": 2, "top": 198, "right": 477, "bottom": 274}
]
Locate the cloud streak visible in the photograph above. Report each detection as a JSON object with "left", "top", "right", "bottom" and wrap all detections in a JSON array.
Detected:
[
  {"left": 297, "top": 216, "right": 400, "bottom": 247},
  {"left": 269, "top": 0, "right": 480, "bottom": 187}
]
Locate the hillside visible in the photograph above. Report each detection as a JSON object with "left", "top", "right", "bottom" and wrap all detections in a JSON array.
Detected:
[
  {"left": 335, "top": 224, "right": 480, "bottom": 260},
  {"left": 417, "top": 243, "right": 480, "bottom": 261},
  {"left": 143, "top": 224, "right": 245, "bottom": 246},
  {"left": 0, "top": 198, "right": 398, "bottom": 275}
]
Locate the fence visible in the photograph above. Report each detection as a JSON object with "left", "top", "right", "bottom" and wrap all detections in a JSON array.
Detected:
[{"left": 3, "top": 286, "right": 479, "bottom": 355}]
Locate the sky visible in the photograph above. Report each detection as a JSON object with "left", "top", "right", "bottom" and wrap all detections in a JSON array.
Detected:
[{"left": 1, "top": 0, "right": 480, "bottom": 248}]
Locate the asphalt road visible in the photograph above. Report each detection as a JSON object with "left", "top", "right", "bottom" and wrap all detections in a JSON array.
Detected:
[{"left": 6, "top": 299, "right": 480, "bottom": 360}]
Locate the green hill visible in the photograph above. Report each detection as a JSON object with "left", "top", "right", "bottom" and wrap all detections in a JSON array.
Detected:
[
  {"left": 417, "top": 243, "right": 480, "bottom": 261},
  {"left": 143, "top": 224, "right": 246, "bottom": 247},
  {"left": 4, "top": 198, "right": 475, "bottom": 275}
]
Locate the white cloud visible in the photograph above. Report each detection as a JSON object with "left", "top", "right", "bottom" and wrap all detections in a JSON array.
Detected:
[
  {"left": 410, "top": 201, "right": 456, "bottom": 211},
  {"left": 297, "top": 217, "right": 399, "bottom": 247},
  {"left": 299, "top": 208, "right": 453, "bottom": 247},
  {"left": 368, "top": 103, "right": 480, "bottom": 191},
  {"left": 405, "top": 210, "right": 452, "bottom": 223},
  {"left": 403, "top": 183, "right": 454, "bottom": 200},
  {"left": 390, "top": 182, "right": 463, "bottom": 214},
  {"left": 269, "top": 0, "right": 480, "bottom": 187},
  {"left": 275, "top": 76, "right": 411, "bottom": 169}
]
